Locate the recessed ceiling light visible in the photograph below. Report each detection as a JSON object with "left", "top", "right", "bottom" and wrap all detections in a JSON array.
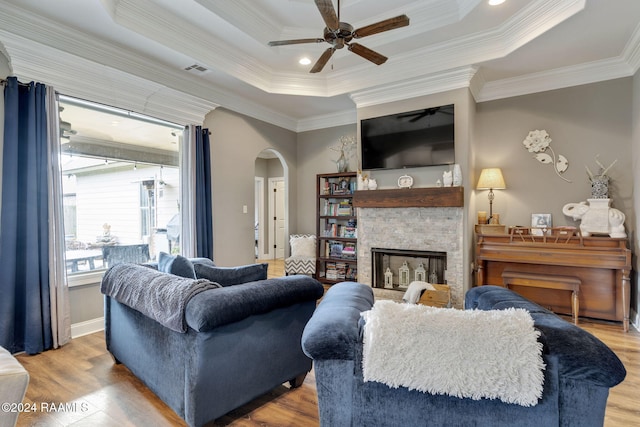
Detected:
[
  {"left": 299, "top": 57, "right": 312, "bottom": 65},
  {"left": 488, "top": 0, "right": 506, "bottom": 5}
]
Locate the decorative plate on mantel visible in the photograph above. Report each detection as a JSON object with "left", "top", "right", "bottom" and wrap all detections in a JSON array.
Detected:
[{"left": 398, "top": 174, "right": 413, "bottom": 189}]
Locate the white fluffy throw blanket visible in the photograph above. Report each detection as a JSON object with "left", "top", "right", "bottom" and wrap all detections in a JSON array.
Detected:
[{"left": 361, "top": 300, "right": 545, "bottom": 407}]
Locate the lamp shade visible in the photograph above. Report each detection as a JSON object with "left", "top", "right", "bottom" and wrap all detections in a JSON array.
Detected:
[{"left": 476, "top": 168, "right": 506, "bottom": 190}]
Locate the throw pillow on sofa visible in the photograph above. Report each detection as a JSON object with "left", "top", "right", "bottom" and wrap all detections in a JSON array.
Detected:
[
  {"left": 158, "top": 252, "right": 197, "bottom": 279},
  {"left": 194, "top": 263, "right": 268, "bottom": 286}
]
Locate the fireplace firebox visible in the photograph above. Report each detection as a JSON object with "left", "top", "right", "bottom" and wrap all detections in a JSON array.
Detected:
[{"left": 371, "top": 248, "right": 447, "bottom": 290}]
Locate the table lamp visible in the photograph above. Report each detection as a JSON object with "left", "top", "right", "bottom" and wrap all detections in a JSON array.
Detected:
[{"left": 476, "top": 168, "right": 506, "bottom": 223}]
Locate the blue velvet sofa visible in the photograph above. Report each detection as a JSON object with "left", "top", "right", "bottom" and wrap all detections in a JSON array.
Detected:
[
  {"left": 102, "top": 256, "right": 324, "bottom": 427},
  {"left": 301, "top": 282, "right": 626, "bottom": 427}
]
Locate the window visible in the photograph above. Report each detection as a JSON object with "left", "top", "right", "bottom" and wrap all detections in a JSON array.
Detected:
[
  {"left": 140, "top": 179, "right": 156, "bottom": 239},
  {"left": 59, "top": 96, "right": 184, "bottom": 277}
]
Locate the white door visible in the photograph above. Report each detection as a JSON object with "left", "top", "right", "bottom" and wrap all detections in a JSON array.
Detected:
[
  {"left": 254, "top": 177, "right": 265, "bottom": 259},
  {"left": 268, "top": 178, "right": 286, "bottom": 259}
]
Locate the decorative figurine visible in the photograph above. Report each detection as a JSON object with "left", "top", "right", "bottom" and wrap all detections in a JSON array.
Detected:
[
  {"left": 414, "top": 262, "right": 426, "bottom": 282},
  {"left": 384, "top": 268, "right": 393, "bottom": 289},
  {"left": 399, "top": 261, "right": 410, "bottom": 288}
]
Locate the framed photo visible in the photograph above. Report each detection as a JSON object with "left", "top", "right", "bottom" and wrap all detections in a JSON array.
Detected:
[{"left": 531, "top": 213, "right": 552, "bottom": 235}]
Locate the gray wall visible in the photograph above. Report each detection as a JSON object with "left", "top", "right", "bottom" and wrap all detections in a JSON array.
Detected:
[
  {"left": 296, "top": 124, "right": 357, "bottom": 234},
  {"left": 632, "top": 70, "right": 640, "bottom": 325},
  {"left": 474, "top": 77, "right": 636, "bottom": 322},
  {"left": 475, "top": 78, "right": 633, "bottom": 228},
  {"left": 206, "top": 108, "right": 297, "bottom": 266}
]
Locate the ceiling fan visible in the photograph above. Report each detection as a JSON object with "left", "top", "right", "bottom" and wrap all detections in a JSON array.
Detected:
[
  {"left": 397, "top": 107, "right": 453, "bottom": 123},
  {"left": 268, "top": 0, "right": 409, "bottom": 73}
]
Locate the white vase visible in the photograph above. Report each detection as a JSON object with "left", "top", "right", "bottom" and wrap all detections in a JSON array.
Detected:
[
  {"left": 443, "top": 171, "right": 453, "bottom": 187},
  {"left": 336, "top": 150, "right": 349, "bottom": 173},
  {"left": 368, "top": 178, "right": 378, "bottom": 190},
  {"left": 357, "top": 174, "right": 368, "bottom": 190},
  {"left": 453, "top": 164, "right": 462, "bottom": 186}
]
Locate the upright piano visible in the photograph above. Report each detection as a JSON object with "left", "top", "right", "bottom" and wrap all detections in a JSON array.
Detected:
[{"left": 475, "top": 229, "right": 631, "bottom": 331}]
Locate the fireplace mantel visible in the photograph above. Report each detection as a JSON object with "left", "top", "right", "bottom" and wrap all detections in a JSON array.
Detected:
[{"left": 353, "top": 187, "right": 463, "bottom": 208}]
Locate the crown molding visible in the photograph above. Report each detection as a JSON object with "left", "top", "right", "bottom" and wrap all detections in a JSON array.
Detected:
[
  {"left": 498, "top": 0, "right": 586, "bottom": 55},
  {"left": 476, "top": 56, "right": 636, "bottom": 103},
  {"left": 297, "top": 0, "right": 587, "bottom": 98},
  {"left": 106, "top": 0, "right": 274, "bottom": 91},
  {"left": 193, "top": 0, "right": 283, "bottom": 44},
  {"left": 95, "top": 0, "right": 588, "bottom": 98},
  {"left": 349, "top": 66, "right": 478, "bottom": 108},
  {"left": 248, "top": 0, "right": 481, "bottom": 50},
  {"left": 0, "top": 4, "right": 304, "bottom": 130},
  {"left": 0, "top": 30, "right": 303, "bottom": 131},
  {"left": 2, "top": 0, "right": 637, "bottom": 133},
  {"left": 622, "top": 21, "right": 640, "bottom": 74},
  {"left": 2, "top": 34, "right": 218, "bottom": 125},
  {"left": 468, "top": 68, "right": 486, "bottom": 102},
  {"left": 296, "top": 109, "right": 357, "bottom": 133}
]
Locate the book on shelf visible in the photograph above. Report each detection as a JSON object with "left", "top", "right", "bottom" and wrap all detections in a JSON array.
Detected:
[
  {"left": 322, "top": 223, "right": 358, "bottom": 238},
  {"left": 325, "top": 261, "right": 347, "bottom": 280},
  {"left": 341, "top": 242, "right": 356, "bottom": 259},
  {"left": 329, "top": 241, "right": 343, "bottom": 258},
  {"left": 343, "top": 226, "right": 357, "bottom": 238},
  {"left": 337, "top": 200, "right": 352, "bottom": 216},
  {"left": 345, "top": 265, "right": 357, "bottom": 281},
  {"left": 325, "top": 262, "right": 338, "bottom": 280},
  {"left": 322, "top": 200, "right": 353, "bottom": 216}
]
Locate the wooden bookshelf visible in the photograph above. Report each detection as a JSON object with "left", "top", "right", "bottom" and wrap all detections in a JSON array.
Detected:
[{"left": 316, "top": 172, "right": 358, "bottom": 284}]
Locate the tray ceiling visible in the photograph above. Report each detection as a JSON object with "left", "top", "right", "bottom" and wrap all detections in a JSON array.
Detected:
[{"left": 1, "top": 0, "right": 640, "bottom": 131}]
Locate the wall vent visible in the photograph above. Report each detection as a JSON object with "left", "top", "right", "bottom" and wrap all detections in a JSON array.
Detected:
[{"left": 184, "top": 64, "right": 208, "bottom": 73}]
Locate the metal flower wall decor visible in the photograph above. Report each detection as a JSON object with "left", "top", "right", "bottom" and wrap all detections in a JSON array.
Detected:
[{"left": 522, "top": 130, "right": 571, "bottom": 182}]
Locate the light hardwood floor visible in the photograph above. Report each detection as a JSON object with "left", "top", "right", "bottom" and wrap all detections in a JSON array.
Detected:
[{"left": 13, "top": 259, "right": 640, "bottom": 426}]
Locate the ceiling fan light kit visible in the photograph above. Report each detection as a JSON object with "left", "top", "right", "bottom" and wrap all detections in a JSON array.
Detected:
[{"left": 268, "top": 0, "right": 410, "bottom": 73}]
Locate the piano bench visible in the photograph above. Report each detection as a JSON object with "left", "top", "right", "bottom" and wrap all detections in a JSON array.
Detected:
[{"left": 501, "top": 270, "right": 581, "bottom": 324}]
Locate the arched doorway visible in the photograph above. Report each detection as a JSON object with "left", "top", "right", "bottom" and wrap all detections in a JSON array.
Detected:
[{"left": 254, "top": 149, "right": 288, "bottom": 260}]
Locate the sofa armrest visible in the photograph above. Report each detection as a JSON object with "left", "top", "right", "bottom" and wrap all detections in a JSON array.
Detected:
[
  {"left": 531, "top": 314, "right": 626, "bottom": 387},
  {"left": 185, "top": 275, "right": 324, "bottom": 332},
  {"left": 466, "top": 286, "right": 626, "bottom": 388},
  {"left": 302, "top": 282, "right": 374, "bottom": 361}
]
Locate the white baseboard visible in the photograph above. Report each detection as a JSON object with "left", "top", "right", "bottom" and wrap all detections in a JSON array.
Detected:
[{"left": 71, "top": 317, "right": 104, "bottom": 339}]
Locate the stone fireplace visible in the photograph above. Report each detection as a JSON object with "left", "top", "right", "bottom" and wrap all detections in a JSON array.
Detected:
[{"left": 353, "top": 187, "right": 465, "bottom": 307}]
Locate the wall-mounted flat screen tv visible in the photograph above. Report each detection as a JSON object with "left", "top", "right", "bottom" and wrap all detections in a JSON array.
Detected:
[{"left": 360, "top": 104, "right": 454, "bottom": 170}]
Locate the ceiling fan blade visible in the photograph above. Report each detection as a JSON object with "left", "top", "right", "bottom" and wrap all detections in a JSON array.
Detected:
[
  {"left": 310, "top": 47, "right": 336, "bottom": 73},
  {"left": 353, "top": 15, "right": 410, "bottom": 38},
  {"left": 347, "top": 43, "right": 387, "bottom": 65},
  {"left": 268, "top": 38, "right": 325, "bottom": 46},
  {"left": 314, "top": 0, "right": 339, "bottom": 31}
]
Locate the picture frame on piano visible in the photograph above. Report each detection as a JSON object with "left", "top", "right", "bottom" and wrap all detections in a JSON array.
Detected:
[{"left": 531, "top": 213, "right": 552, "bottom": 235}]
